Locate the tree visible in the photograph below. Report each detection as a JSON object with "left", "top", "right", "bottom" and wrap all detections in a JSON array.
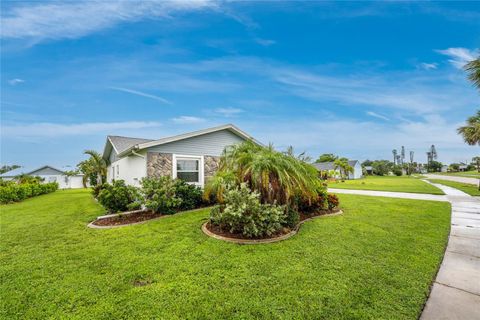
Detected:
[
  {"left": 371, "top": 160, "right": 393, "bottom": 176},
  {"left": 473, "top": 156, "right": 480, "bottom": 173},
  {"left": 428, "top": 161, "right": 443, "bottom": 173},
  {"left": 77, "top": 150, "right": 107, "bottom": 187},
  {"left": 392, "top": 149, "right": 397, "bottom": 165},
  {"left": 333, "top": 157, "right": 353, "bottom": 180},
  {"left": 465, "top": 57, "right": 480, "bottom": 89},
  {"left": 315, "top": 153, "right": 337, "bottom": 163},
  {"left": 457, "top": 110, "right": 480, "bottom": 146},
  {"left": 0, "top": 165, "right": 20, "bottom": 174}
]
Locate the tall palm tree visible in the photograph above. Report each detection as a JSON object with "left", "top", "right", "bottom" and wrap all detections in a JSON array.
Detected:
[
  {"left": 333, "top": 158, "right": 353, "bottom": 180},
  {"left": 457, "top": 110, "right": 480, "bottom": 146}
]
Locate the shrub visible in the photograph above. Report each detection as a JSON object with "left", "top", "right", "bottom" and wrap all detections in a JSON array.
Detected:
[
  {"left": 284, "top": 208, "right": 300, "bottom": 229},
  {"left": 141, "top": 177, "right": 182, "bottom": 214},
  {"left": 393, "top": 168, "right": 403, "bottom": 176},
  {"left": 0, "top": 181, "right": 58, "bottom": 204},
  {"left": 210, "top": 184, "right": 286, "bottom": 238},
  {"left": 174, "top": 179, "right": 203, "bottom": 210},
  {"left": 327, "top": 194, "right": 339, "bottom": 210},
  {"left": 91, "top": 184, "right": 105, "bottom": 198},
  {"left": 97, "top": 180, "right": 140, "bottom": 213},
  {"left": 295, "top": 187, "right": 327, "bottom": 214}
]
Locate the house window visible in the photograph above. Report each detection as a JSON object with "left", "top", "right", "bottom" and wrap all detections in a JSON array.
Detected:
[{"left": 173, "top": 155, "right": 203, "bottom": 186}]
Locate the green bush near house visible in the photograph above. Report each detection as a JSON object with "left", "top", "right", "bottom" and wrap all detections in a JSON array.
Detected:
[{"left": 96, "top": 180, "right": 141, "bottom": 213}]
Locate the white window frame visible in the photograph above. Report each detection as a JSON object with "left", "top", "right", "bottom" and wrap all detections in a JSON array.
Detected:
[{"left": 172, "top": 154, "right": 204, "bottom": 187}]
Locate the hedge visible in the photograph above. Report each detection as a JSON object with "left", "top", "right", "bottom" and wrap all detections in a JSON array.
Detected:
[{"left": 0, "top": 182, "right": 58, "bottom": 204}]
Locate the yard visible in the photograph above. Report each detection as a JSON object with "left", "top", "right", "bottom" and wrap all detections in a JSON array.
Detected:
[
  {"left": 1, "top": 189, "right": 450, "bottom": 319},
  {"left": 427, "top": 179, "right": 480, "bottom": 196},
  {"left": 328, "top": 176, "right": 444, "bottom": 194}
]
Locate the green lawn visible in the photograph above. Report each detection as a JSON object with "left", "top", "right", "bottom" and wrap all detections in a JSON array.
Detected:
[
  {"left": 1, "top": 189, "right": 451, "bottom": 319},
  {"left": 436, "top": 170, "right": 480, "bottom": 178},
  {"left": 427, "top": 179, "right": 480, "bottom": 196},
  {"left": 328, "top": 176, "right": 445, "bottom": 195}
]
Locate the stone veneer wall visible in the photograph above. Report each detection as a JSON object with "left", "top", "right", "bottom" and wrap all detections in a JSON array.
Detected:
[
  {"left": 204, "top": 155, "right": 221, "bottom": 181},
  {"left": 147, "top": 152, "right": 172, "bottom": 178}
]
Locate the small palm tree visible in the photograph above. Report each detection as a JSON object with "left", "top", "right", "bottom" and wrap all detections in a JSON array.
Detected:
[
  {"left": 333, "top": 158, "right": 353, "bottom": 180},
  {"left": 457, "top": 110, "right": 480, "bottom": 146},
  {"left": 77, "top": 150, "right": 107, "bottom": 187}
]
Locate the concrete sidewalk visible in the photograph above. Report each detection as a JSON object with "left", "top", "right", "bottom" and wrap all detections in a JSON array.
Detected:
[{"left": 329, "top": 184, "right": 480, "bottom": 319}]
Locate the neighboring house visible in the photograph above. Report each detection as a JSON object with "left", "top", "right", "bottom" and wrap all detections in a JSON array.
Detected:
[
  {"left": 0, "top": 165, "right": 85, "bottom": 189},
  {"left": 364, "top": 166, "right": 373, "bottom": 175},
  {"left": 102, "top": 124, "right": 260, "bottom": 187},
  {"left": 441, "top": 165, "right": 449, "bottom": 173},
  {"left": 459, "top": 163, "right": 468, "bottom": 172},
  {"left": 312, "top": 160, "right": 363, "bottom": 179}
]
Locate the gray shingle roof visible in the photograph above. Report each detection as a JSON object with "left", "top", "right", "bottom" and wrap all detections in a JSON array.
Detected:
[
  {"left": 107, "top": 136, "right": 153, "bottom": 154},
  {"left": 312, "top": 160, "right": 359, "bottom": 171}
]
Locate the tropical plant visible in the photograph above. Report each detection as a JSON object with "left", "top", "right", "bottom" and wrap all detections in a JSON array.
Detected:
[
  {"left": 210, "top": 184, "right": 286, "bottom": 237},
  {"left": 464, "top": 57, "right": 480, "bottom": 89},
  {"left": 333, "top": 158, "right": 353, "bottom": 180},
  {"left": 203, "top": 170, "right": 236, "bottom": 203},
  {"left": 174, "top": 179, "right": 203, "bottom": 211},
  {"left": 326, "top": 194, "right": 339, "bottom": 210},
  {"left": 97, "top": 180, "right": 141, "bottom": 213},
  {"left": 473, "top": 156, "right": 480, "bottom": 173},
  {"left": 77, "top": 150, "right": 107, "bottom": 187},
  {"left": 210, "top": 141, "right": 324, "bottom": 207},
  {"left": 141, "top": 177, "right": 182, "bottom": 214},
  {"left": 315, "top": 153, "right": 337, "bottom": 163},
  {"left": 457, "top": 110, "right": 480, "bottom": 146}
]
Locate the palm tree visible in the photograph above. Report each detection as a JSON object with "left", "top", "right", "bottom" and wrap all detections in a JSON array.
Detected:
[
  {"left": 464, "top": 57, "right": 480, "bottom": 89},
  {"left": 333, "top": 158, "right": 353, "bottom": 180},
  {"left": 206, "top": 141, "right": 323, "bottom": 206},
  {"left": 77, "top": 150, "right": 107, "bottom": 187},
  {"left": 457, "top": 110, "right": 480, "bottom": 146}
]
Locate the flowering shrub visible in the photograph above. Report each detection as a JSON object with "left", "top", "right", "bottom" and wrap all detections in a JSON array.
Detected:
[
  {"left": 0, "top": 181, "right": 58, "bottom": 204},
  {"left": 141, "top": 177, "right": 182, "bottom": 214},
  {"left": 210, "top": 184, "right": 286, "bottom": 238}
]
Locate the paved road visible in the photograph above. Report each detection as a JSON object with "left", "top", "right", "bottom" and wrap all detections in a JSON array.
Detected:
[
  {"left": 329, "top": 184, "right": 480, "bottom": 319},
  {"left": 425, "top": 173, "right": 479, "bottom": 186}
]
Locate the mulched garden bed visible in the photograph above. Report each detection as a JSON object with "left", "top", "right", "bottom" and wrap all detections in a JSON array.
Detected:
[
  {"left": 91, "top": 211, "right": 165, "bottom": 227},
  {"left": 204, "top": 208, "right": 341, "bottom": 241}
]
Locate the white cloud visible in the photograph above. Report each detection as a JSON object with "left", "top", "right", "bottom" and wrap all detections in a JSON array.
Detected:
[
  {"left": 8, "top": 78, "right": 25, "bottom": 85},
  {"left": 1, "top": 0, "right": 217, "bottom": 42},
  {"left": 436, "top": 47, "right": 477, "bottom": 69},
  {"left": 109, "top": 86, "right": 171, "bottom": 104},
  {"left": 2, "top": 121, "right": 161, "bottom": 137},
  {"left": 171, "top": 116, "right": 205, "bottom": 124},
  {"left": 214, "top": 107, "right": 244, "bottom": 117},
  {"left": 419, "top": 62, "right": 438, "bottom": 70},
  {"left": 254, "top": 38, "right": 276, "bottom": 46},
  {"left": 366, "top": 111, "right": 390, "bottom": 121}
]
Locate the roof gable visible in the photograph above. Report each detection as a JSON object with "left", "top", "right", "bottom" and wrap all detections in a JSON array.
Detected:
[{"left": 0, "top": 165, "right": 64, "bottom": 178}]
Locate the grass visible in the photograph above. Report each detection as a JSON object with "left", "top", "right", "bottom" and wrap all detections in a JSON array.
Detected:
[
  {"left": 436, "top": 170, "right": 480, "bottom": 178},
  {"left": 1, "top": 189, "right": 451, "bottom": 319},
  {"left": 427, "top": 179, "right": 480, "bottom": 196},
  {"left": 328, "top": 175, "right": 445, "bottom": 195}
]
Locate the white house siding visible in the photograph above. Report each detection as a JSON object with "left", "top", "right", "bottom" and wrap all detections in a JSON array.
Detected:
[
  {"left": 350, "top": 162, "right": 363, "bottom": 179},
  {"left": 107, "top": 150, "right": 147, "bottom": 186},
  {"left": 147, "top": 130, "right": 245, "bottom": 156}
]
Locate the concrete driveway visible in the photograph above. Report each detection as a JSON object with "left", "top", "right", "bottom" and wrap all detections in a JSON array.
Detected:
[{"left": 425, "top": 173, "right": 479, "bottom": 186}]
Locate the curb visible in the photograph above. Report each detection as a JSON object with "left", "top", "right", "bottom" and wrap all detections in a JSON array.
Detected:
[{"left": 201, "top": 210, "right": 343, "bottom": 244}]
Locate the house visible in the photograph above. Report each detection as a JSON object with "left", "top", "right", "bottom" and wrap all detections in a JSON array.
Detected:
[
  {"left": 312, "top": 160, "right": 363, "bottom": 179},
  {"left": 441, "top": 165, "right": 449, "bottom": 173},
  {"left": 102, "top": 124, "right": 260, "bottom": 187},
  {"left": 364, "top": 166, "right": 373, "bottom": 175},
  {"left": 459, "top": 163, "right": 468, "bottom": 172},
  {"left": 0, "top": 165, "right": 85, "bottom": 189}
]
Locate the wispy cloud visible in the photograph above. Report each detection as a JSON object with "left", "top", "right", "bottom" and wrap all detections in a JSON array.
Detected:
[
  {"left": 2, "top": 121, "right": 161, "bottom": 137},
  {"left": 109, "top": 86, "right": 171, "bottom": 104},
  {"left": 171, "top": 116, "right": 205, "bottom": 124},
  {"left": 436, "top": 47, "right": 477, "bottom": 69},
  {"left": 418, "top": 62, "right": 438, "bottom": 70},
  {"left": 214, "top": 107, "right": 244, "bottom": 117},
  {"left": 366, "top": 111, "right": 390, "bottom": 121},
  {"left": 1, "top": 0, "right": 217, "bottom": 43},
  {"left": 8, "top": 78, "right": 25, "bottom": 85},
  {"left": 254, "top": 38, "right": 276, "bottom": 46}
]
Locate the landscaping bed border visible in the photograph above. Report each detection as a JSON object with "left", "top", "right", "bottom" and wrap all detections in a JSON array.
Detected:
[{"left": 202, "top": 209, "right": 343, "bottom": 244}]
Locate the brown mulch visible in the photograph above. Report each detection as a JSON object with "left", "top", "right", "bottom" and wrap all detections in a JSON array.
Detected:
[
  {"left": 205, "top": 208, "right": 340, "bottom": 240},
  {"left": 92, "top": 211, "right": 164, "bottom": 226}
]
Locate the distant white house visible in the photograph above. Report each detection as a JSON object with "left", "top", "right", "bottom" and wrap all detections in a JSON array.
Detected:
[
  {"left": 0, "top": 165, "right": 85, "bottom": 189},
  {"left": 102, "top": 124, "right": 261, "bottom": 187},
  {"left": 312, "top": 160, "right": 363, "bottom": 179}
]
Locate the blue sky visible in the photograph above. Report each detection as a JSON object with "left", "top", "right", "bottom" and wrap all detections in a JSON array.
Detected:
[{"left": 1, "top": 1, "right": 479, "bottom": 169}]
